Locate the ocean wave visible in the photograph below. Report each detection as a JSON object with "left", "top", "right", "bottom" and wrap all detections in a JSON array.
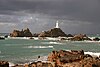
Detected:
[
  {"left": 84, "top": 41, "right": 100, "bottom": 43},
  {"left": 8, "top": 37, "right": 31, "bottom": 40},
  {"left": 70, "top": 41, "right": 100, "bottom": 43},
  {"left": 41, "top": 41, "right": 62, "bottom": 44},
  {"left": 84, "top": 52, "right": 100, "bottom": 57},
  {"left": 9, "top": 62, "right": 15, "bottom": 67},
  {"left": 24, "top": 46, "right": 53, "bottom": 49},
  {"left": 65, "top": 50, "right": 100, "bottom": 57}
]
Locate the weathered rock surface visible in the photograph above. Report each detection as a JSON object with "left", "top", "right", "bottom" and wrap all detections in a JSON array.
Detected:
[
  {"left": 10, "top": 28, "right": 33, "bottom": 37},
  {"left": 11, "top": 50, "right": 100, "bottom": 67},
  {"left": 12, "top": 61, "right": 54, "bottom": 67},
  {"left": 0, "top": 61, "right": 9, "bottom": 67},
  {"left": 48, "top": 50, "right": 100, "bottom": 67},
  {"left": 33, "top": 33, "right": 39, "bottom": 37},
  {"left": 39, "top": 28, "right": 67, "bottom": 37},
  {"left": 48, "top": 50, "right": 84, "bottom": 66},
  {"left": 93, "top": 37, "right": 100, "bottom": 41},
  {"left": 67, "top": 34, "right": 73, "bottom": 37},
  {"left": 68, "top": 34, "right": 91, "bottom": 41}
]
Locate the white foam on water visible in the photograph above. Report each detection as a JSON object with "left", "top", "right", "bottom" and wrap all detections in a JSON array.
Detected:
[
  {"left": 8, "top": 37, "right": 31, "bottom": 40},
  {"left": 84, "top": 40, "right": 100, "bottom": 43},
  {"left": 24, "top": 46, "right": 53, "bottom": 49},
  {"left": 70, "top": 40, "right": 100, "bottom": 43},
  {"left": 33, "top": 37, "right": 39, "bottom": 40},
  {"left": 41, "top": 41, "right": 62, "bottom": 44},
  {"left": 65, "top": 50, "right": 100, "bottom": 57},
  {"left": 46, "top": 37, "right": 60, "bottom": 40},
  {"left": 85, "top": 52, "right": 100, "bottom": 57},
  {"left": 9, "top": 62, "right": 15, "bottom": 67}
]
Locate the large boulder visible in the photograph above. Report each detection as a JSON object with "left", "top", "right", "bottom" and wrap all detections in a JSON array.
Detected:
[
  {"left": 23, "top": 28, "right": 33, "bottom": 37},
  {"left": 39, "top": 28, "right": 67, "bottom": 37},
  {"left": 10, "top": 28, "right": 33, "bottom": 37}
]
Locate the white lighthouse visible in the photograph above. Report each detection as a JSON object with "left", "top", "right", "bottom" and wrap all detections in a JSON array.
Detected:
[{"left": 55, "top": 20, "right": 59, "bottom": 28}]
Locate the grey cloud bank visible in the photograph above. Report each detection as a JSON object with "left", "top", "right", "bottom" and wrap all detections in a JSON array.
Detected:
[{"left": 0, "top": 0, "right": 100, "bottom": 34}]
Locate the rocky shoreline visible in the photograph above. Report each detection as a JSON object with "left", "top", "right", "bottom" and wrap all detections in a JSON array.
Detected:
[
  {"left": 1, "top": 50, "right": 100, "bottom": 67},
  {"left": 9, "top": 28, "right": 100, "bottom": 41}
]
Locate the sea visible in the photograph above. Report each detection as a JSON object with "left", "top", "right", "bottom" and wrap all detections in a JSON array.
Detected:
[{"left": 0, "top": 33, "right": 100, "bottom": 66}]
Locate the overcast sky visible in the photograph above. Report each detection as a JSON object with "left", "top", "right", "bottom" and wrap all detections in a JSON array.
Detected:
[{"left": 0, "top": 0, "right": 100, "bottom": 34}]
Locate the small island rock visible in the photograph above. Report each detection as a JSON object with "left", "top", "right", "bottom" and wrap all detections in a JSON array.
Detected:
[
  {"left": 39, "top": 28, "right": 67, "bottom": 37},
  {"left": 10, "top": 28, "right": 33, "bottom": 37}
]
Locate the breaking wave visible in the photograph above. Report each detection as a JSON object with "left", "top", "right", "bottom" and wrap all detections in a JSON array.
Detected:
[
  {"left": 9, "top": 62, "right": 15, "bottom": 67},
  {"left": 24, "top": 46, "right": 53, "bottom": 49},
  {"left": 41, "top": 41, "right": 62, "bottom": 44},
  {"left": 84, "top": 51, "right": 100, "bottom": 57},
  {"left": 65, "top": 50, "right": 100, "bottom": 57}
]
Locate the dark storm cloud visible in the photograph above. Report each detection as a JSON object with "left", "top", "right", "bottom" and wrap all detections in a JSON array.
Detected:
[
  {"left": 0, "top": 0, "right": 100, "bottom": 22},
  {"left": 0, "top": 0, "right": 100, "bottom": 34}
]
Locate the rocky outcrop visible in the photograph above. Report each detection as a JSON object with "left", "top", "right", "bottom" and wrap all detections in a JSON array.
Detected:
[
  {"left": 48, "top": 50, "right": 84, "bottom": 66},
  {"left": 13, "top": 61, "right": 55, "bottom": 67},
  {"left": 39, "top": 28, "right": 67, "bottom": 37},
  {"left": 93, "top": 37, "right": 100, "bottom": 41},
  {"left": 67, "top": 34, "right": 73, "bottom": 37},
  {"left": 11, "top": 50, "right": 100, "bottom": 67},
  {"left": 10, "top": 28, "right": 33, "bottom": 37},
  {"left": 0, "top": 37, "right": 5, "bottom": 40},
  {"left": 29, "top": 61, "right": 54, "bottom": 67},
  {"left": 68, "top": 34, "right": 91, "bottom": 41},
  {"left": 48, "top": 50, "right": 100, "bottom": 67},
  {"left": 33, "top": 33, "right": 39, "bottom": 37},
  {"left": 0, "top": 61, "right": 9, "bottom": 67}
]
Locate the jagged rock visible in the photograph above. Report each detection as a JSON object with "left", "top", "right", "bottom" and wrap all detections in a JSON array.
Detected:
[
  {"left": 67, "top": 34, "right": 73, "bottom": 37},
  {"left": 39, "top": 28, "right": 67, "bottom": 37},
  {"left": 23, "top": 28, "right": 33, "bottom": 37},
  {"left": 13, "top": 61, "right": 54, "bottom": 67},
  {"left": 39, "top": 31, "right": 50, "bottom": 37},
  {"left": 12, "top": 50, "right": 100, "bottom": 67},
  {"left": 48, "top": 50, "right": 100, "bottom": 67},
  {"left": 10, "top": 28, "right": 33, "bottom": 37},
  {"left": 93, "top": 37, "right": 100, "bottom": 41},
  {"left": 69, "top": 34, "right": 91, "bottom": 41},
  {"left": 0, "top": 61, "right": 9, "bottom": 67},
  {"left": 33, "top": 33, "right": 40, "bottom": 37},
  {"left": 0, "top": 37, "right": 5, "bottom": 40},
  {"left": 48, "top": 50, "right": 84, "bottom": 66}
]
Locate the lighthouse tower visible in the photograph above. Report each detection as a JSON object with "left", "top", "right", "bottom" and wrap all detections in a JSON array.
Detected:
[{"left": 55, "top": 21, "right": 59, "bottom": 28}]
